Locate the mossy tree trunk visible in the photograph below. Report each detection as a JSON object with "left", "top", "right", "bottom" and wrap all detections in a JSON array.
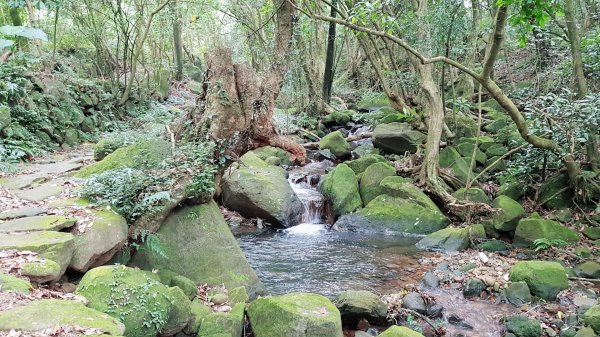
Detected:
[{"left": 564, "top": 0, "right": 588, "bottom": 99}]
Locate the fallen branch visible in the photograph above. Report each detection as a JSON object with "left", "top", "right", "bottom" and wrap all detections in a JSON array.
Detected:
[{"left": 303, "top": 132, "right": 373, "bottom": 149}]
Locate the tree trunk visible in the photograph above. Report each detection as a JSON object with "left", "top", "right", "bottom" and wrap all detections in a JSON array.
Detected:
[
  {"left": 322, "top": 0, "right": 337, "bottom": 104},
  {"left": 564, "top": 0, "right": 588, "bottom": 98},
  {"left": 172, "top": 0, "right": 184, "bottom": 81}
]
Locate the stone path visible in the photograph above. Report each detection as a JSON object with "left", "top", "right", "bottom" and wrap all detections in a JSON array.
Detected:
[{"left": 0, "top": 145, "right": 128, "bottom": 284}]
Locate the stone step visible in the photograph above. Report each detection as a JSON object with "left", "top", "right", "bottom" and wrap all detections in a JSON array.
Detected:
[
  {"left": 0, "top": 215, "right": 76, "bottom": 233},
  {"left": 0, "top": 207, "right": 47, "bottom": 220}
]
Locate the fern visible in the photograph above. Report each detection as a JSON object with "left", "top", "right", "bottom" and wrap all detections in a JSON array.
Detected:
[{"left": 533, "top": 238, "right": 568, "bottom": 252}]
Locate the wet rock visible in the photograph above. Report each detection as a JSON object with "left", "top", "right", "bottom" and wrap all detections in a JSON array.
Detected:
[
  {"left": 346, "top": 154, "right": 388, "bottom": 174},
  {"left": 0, "top": 299, "right": 125, "bottom": 335},
  {"left": 320, "top": 163, "right": 362, "bottom": 216},
  {"left": 427, "top": 304, "right": 443, "bottom": 318},
  {"left": 448, "top": 313, "right": 473, "bottom": 330},
  {"left": 334, "top": 290, "right": 387, "bottom": 323},
  {"left": 315, "top": 149, "right": 337, "bottom": 162},
  {"left": 584, "top": 304, "right": 600, "bottom": 333},
  {"left": 359, "top": 162, "right": 396, "bottom": 205},
  {"left": 0, "top": 215, "right": 75, "bottom": 233},
  {"left": 575, "top": 262, "right": 600, "bottom": 279},
  {"left": 309, "top": 174, "right": 321, "bottom": 185},
  {"left": 320, "top": 130, "right": 351, "bottom": 158},
  {"left": 0, "top": 207, "right": 47, "bottom": 220},
  {"left": 506, "top": 281, "right": 532, "bottom": 307},
  {"left": 69, "top": 209, "right": 128, "bottom": 273},
  {"left": 416, "top": 227, "right": 470, "bottom": 252},
  {"left": 247, "top": 292, "right": 343, "bottom": 337},
  {"left": 222, "top": 152, "right": 304, "bottom": 227},
  {"left": 379, "top": 326, "right": 425, "bottom": 337},
  {"left": 509, "top": 261, "right": 568, "bottom": 301},
  {"left": 506, "top": 316, "right": 542, "bottom": 337},
  {"left": 401, "top": 292, "right": 427, "bottom": 314},
  {"left": 463, "top": 278, "right": 486, "bottom": 298},
  {"left": 76, "top": 265, "right": 191, "bottom": 337},
  {"left": 372, "top": 122, "right": 426, "bottom": 155},
  {"left": 421, "top": 271, "right": 440, "bottom": 288},
  {"left": 489, "top": 196, "right": 525, "bottom": 231},
  {"left": 514, "top": 214, "right": 579, "bottom": 248},
  {"left": 131, "top": 202, "right": 264, "bottom": 297}
]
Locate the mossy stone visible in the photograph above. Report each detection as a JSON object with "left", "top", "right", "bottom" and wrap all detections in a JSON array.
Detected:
[
  {"left": 247, "top": 293, "right": 343, "bottom": 337},
  {"left": 457, "top": 142, "right": 487, "bottom": 165},
  {"left": 452, "top": 187, "right": 491, "bottom": 204},
  {"left": 265, "top": 156, "right": 282, "bottom": 166},
  {"left": 186, "top": 299, "right": 212, "bottom": 334},
  {"left": 372, "top": 122, "right": 426, "bottom": 155},
  {"left": 379, "top": 326, "right": 425, "bottom": 337},
  {"left": 0, "top": 272, "right": 31, "bottom": 293},
  {"left": 322, "top": 110, "right": 354, "bottom": 126},
  {"left": 320, "top": 164, "right": 362, "bottom": 216},
  {"left": 76, "top": 139, "right": 171, "bottom": 178},
  {"left": 171, "top": 274, "right": 198, "bottom": 300},
  {"left": 93, "top": 138, "right": 127, "bottom": 161},
  {"left": 416, "top": 227, "right": 470, "bottom": 252},
  {"left": 131, "top": 202, "right": 264, "bottom": 297},
  {"left": 485, "top": 144, "right": 508, "bottom": 157},
  {"left": 76, "top": 265, "right": 180, "bottom": 337},
  {"left": 198, "top": 302, "right": 245, "bottom": 337},
  {"left": 447, "top": 114, "right": 478, "bottom": 139},
  {"left": 162, "top": 286, "right": 192, "bottom": 336},
  {"left": 582, "top": 227, "right": 600, "bottom": 240},
  {"left": 252, "top": 146, "right": 292, "bottom": 166},
  {"left": 346, "top": 154, "right": 388, "bottom": 174},
  {"left": 469, "top": 223, "right": 487, "bottom": 241},
  {"left": 0, "top": 215, "right": 76, "bottom": 233},
  {"left": 490, "top": 196, "right": 525, "bottom": 231},
  {"left": 499, "top": 181, "right": 528, "bottom": 200},
  {"left": 334, "top": 290, "right": 387, "bottom": 322},
  {"left": 21, "top": 259, "right": 61, "bottom": 283},
  {"left": 514, "top": 216, "right": 579, "bottom": 247},
  {"left": 509, "top": 261, "right": 568, "bottom": 300},
  {"left": 539, "top": 173, "right": 574, "bottom": 209},
  {"left": 485, "top": 156, "right": 507, "bottom": 173},
  {"left": 439, "top": 147, "right": 471, "bottom": 184},
  {"left": 359, "top": 162, "right": 396, "bottom": 205},
  {"left": 0, "top": 104, "right": 11, "bottom": 131},
  {"left": 0, "top": 299, "right": 125, "bottom": 335},
  {"left": 475, "top": 240, "right": 509, "bottom": 252},
  {"left": 583, "top": 304, "right": 600, "bottom": 334},
  {"left": 506, "top": 315, "right": 541, "bottom": 337},
  {"left": 574, "top": 262, "right": 600, "bottom": 279},
  {"left": 62, "top": 129, "right": 79, "bottom": 146},
  {"left": 505, "top": 282, "right": 532, "bottom": 307},
  {"left": 319, "top": 131, "right": 351, "bottom": 158}
]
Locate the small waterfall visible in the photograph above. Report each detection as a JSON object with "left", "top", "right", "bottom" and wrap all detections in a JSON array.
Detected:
[{"left": 288, "top": 161, "right": 332, "bottom": 225}]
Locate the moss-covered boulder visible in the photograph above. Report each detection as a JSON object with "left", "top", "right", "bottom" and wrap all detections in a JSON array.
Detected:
[
  {"left": 319, "top": 131, "right": 351, "bottom": 158},
  {"left": 69, "top": 210, "right": 128, "bottom": 273},
  {"left": 93, "top": 138, "right": 127, "bottom": 161},
  {"left": 359, "top": 162, "right": 396, "bottom": 205},
  {"left": 416, "top": 227, "right": 470, "bottom": 252},
  {"left": 252, "top": 146, "right": 293, "bottom": 166},
  {"left": 320, "top": 164, "right": 362, "bottom": 216},
  {"left": 439, "top": 147, "right": 471, "bottom": 184},
  {"left": 76, "top": 139, "right": 171, "bottom": 178},
  {"left": 372, "top": 122, "right": 426, "bottom": 155},
  {"left": 447, "top": 114, "right": 478, "bottom": 139},
  {"left": 485, "top": 144, "right": 508, "bottom": 157},
  {"left": 351, "top": 144, "right": 379, "bottom": 159},
  {"left": 336, "top": 184, "right": 447, "bottom": 235},
  {"left": 584, "top": 304, "right": 600, "bottom": 333},
  {"left": 322, "top": 110, "right": 354, "bottom": 126},
  {"left": 186, "top": 299, "right": 212, "bottom": 334},
  {"left": 21, "top": 259, "right": 61, "bottom": 283},
  {"left": 509, "top": 261, "right": 568, "bottom": 300},
  {"left": 498, "top": 181, "right": 528, "bottom": 200},
  {"left": 539, "top": 173, "right": 574, "bottom": 209},
  {"left": 475, "top": 240, "right": 509, "bottom": 252},
  {"left": 346, "top": 154, "right": 388, "bottom": 174},
  {"left": 452, "top": 187, "right": 491, "bottom": 204},
  {"left": 0, "top": 272, "right": 31, "bottom": 294},
  {"left": 198, "top": 302, "right": 245, "bottom": 337},
  {"left": 379, "top": 326, "right": 425, "bottom": 337},
  {"left": 0, "top": 299, "right": 125, "bottom": 335},
  {"left": 222, "top": 152, "right": 304, "bottom": 227},
  {"left": 583, "top": 227, "right": 600, "bottom": 240},
  {"left": 575, "top": 262, "right": 600, "bottom": 279},
  {"left": 505, "top": 281, "right": 532, "bottom": 307},
  {"left": 162, "top": 286, "right": 192, "bottom": 336},
  {"left": 76, "top": 265, "right": 189, "bottom": 337},
  {"left": 457, "top": 142, "right": 487, "bottom": 165},
  {"left": 506, "top": 315, "right": 542, "bottom": 337},
  {"left": 513, "top": 215, "right": 579, "bottom": 247},
  {"left": 248, "top": 293, "right": 343, "bottom": 337},
  {"left": 171, "top": 274, "right": 198, "bottom": 300},
  {"left": 334, "top": 290, "right": 387, "bottom": 323},
  {"left": 489, "top": 196, "right": 525, "bottom": 231},
  {"left": 0, "top": 231, "right": 74, "bottom": 280},
  {"left": 132, "top": 202, "right": 264, "bottom": 297},
  {"left": 0, "top": 215, "right": 75, "bottom": 233}
]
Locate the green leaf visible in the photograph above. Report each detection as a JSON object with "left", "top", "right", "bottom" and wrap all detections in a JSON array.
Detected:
[
  {"left": 0, "top": 25, "right": 48, "bottom": 41},
  {"left": 0, "top": 38, "right": 14, "bottom": 50}
]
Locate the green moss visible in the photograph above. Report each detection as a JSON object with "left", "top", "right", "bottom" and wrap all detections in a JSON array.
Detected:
[
  {"left": 359, "top": 162, "right": 396, "bottom": 205},
  {"left": 358, "top": 93, "right": 390, "bottom": 110},
  {"left": 506, "top": 315, "right": 541, "bottom": 337},
  {"left": 583, "top": 304, "right": 600, "bottom": 334},
  {"left": 456, "top": 142, "right": 487, "bottom": 165},
  {"left": 320, "top": 164, "right": 362, "bottom": 216},
  {"left": 379, "top": 326, "right": 425, "bottom": 337},
  {"left": 247, "top": 293, "right": 343, "bottom": 337},
  {"left": 252, "top": 146, "right": 292, "bottom": 166},
  {"left": 416, "top": 227, "right": 470, "bottom": 252},
  {"left": 171, "top": 274, "right": 198, "bottom": 300},
  {"left": 346, "top": 154, "right": 388, "bottom": 174},
  {"left": 439, "top": 147, "right": 471, "bottom": 183},
  {"left": 94, "top": 138, "right": 127, "bottom": 161},
  {"left": 0, "top": 104, "right": 11, "bottom": 131},
  {"left": 0, "top": 299, "right": 125, "bottom": 335},
  {"left": 21, "top": 259, "right": 61, "bottom": 282},
  {"left": 509, "top": 261, "right": 568, "bottom": 300},
  {"left": 319, "top": 131, "right": 351, "bottom": 158},
  {"left": 322, "top": 110, "right": 355, "bottom": 126},
  {"left": 539, "top": 173, "right": 574, "bottom": 209},
  {"left": 452, "top": 188, "right": 491, "bottom": 204},
  {"left": 187, "top": 299, "right": 212, "bottom": 334},
  {"left": 0, "top": 272, "right": 31, "bottom": 293},
  {"left": 0, "top": 215, "right": 76, "bottom": 233},
  {"left": 447, "top": 114, "right": 478, "bottom": 139},
  {"left": 162, "top": 286, "right": 192, "bottom": 336},
  {"left": 198, "top": 302, "right": 245, "bottom": 337},
  {"left": 76, "top": 139, "right": 171, "bottom": 178},
  {"left": 490, "top": 196, "right": 525, "bottom": 231},
  {"left": 498, "top": 181, "right": 528, "bottom": 200},
  {"left": 334, "top": 290, "right": 387, "bottom": 321},
  {"left": 76, "top": 265, "right": 177, "bottom": 337},
  {"left": 583, "top": 227, "right": 600, "bottom": 240},
  {"left": 513, "top": 217, "right": 579, "bottom": 247},
  {"left": 475, "top": 240, "right": 509, "bottom": 252}
]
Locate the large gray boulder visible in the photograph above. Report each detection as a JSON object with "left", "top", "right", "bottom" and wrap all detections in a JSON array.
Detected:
[
  {"left": 372, "top": 122, "right": 426, "bottom": 155},
  {"left": 222, "top": 152, "right": 304, "bottom": 227}
]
